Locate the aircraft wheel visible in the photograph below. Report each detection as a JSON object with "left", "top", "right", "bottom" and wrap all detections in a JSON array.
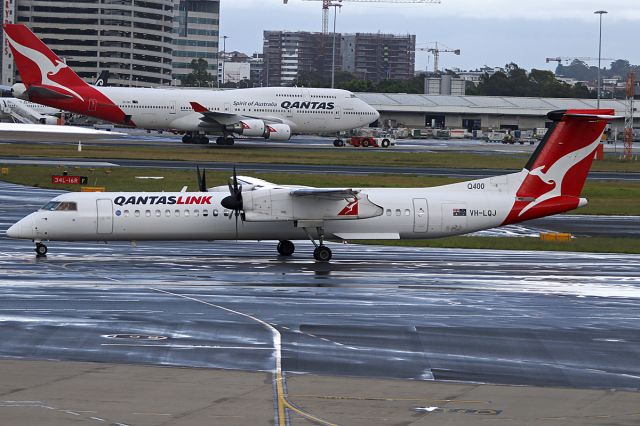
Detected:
[
  {"left": 200, "top": 136, "right": 210, "bottom": 144},
  {"left": 277, "top": 240, "right": 295, "bottom": 256},
  {"left": 313, "top": 246, "right": 332, "bottom": 262},
  {"left": 362, "top": 139, "right": 370, "bottom": 147},
  {"left": 216, "top": 137, "right": 225, "bottom": 145},
  {"left": 333, "top": 139, "right": 344, "bottom": 147},
  {"left": 182, "top": 134, "right": 193, "bottom": 144},
  {"left": 225, "top": 137, "right": 235, "bottom": 146},
  {"left": 35, "top": 243, "right": 47, "bottom": 257},
  {"left": 381, "top": 138, "right": 391, "bottom": 148}
]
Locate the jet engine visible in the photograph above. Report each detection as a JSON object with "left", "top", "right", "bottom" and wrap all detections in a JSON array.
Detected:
[
  {"left": 11, "top": 83, "right": 28, "bottom": 100},
  {"left": 39, "top": 116, "right": 58, "bottom": 125},
  {"left": 228, "top": 119, "right": 266, "bottom": 137},
  {"left": 264, "top": 124, "right": 291, "bottom": 141}
]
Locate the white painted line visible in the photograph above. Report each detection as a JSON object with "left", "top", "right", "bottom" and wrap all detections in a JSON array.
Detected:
[{"left": 100, "top": 343, "right": 271, "bottom": 350}]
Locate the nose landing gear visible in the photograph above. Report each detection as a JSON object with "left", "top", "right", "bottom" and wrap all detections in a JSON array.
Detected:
[{"left": 35, "top": 242, "right": 47, "bottom": 257}]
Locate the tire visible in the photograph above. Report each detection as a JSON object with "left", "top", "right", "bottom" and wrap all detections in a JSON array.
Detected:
[
  {"left": 362, "top": 139, "right": 370, "bottom": 148},
  {"left": 333, "top": 140, "right": 341, "bottom": 147},
  {"left": 182, "top": 134, "right": 193, "bottom": 144},
  {"left": 313, "top": 246, "right": 332, "bottom": 262},
  {"left": 277, "top": 240, "right": 295, "bottom": 256},
  {"left": 381, "top": 138, "right": 391, "bottom": 148},
  {"left": 216, "top": 137, "right": 225, "bottom": 145},
  {"left": 35, "top": 244, "right": 47, "bottom": 256},
  {"left": 201, "top": 136, "right": 210, "bottom": 144},
  {"left": 225, "top": 137, "right": 235, "bottom": 146}
]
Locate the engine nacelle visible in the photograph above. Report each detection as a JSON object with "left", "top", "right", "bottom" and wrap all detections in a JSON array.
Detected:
[
  {"left": 265, "top": 124, "right": 291, "bottom": 141},
  {"left": 229, "top": 119, "right": 266, "bottom": 137},
  {"left": 11, "top": 83, "right": 28, "bottom": 100},
  {"left": 39, "top": 116, "right": 58, "bottom": 125}
]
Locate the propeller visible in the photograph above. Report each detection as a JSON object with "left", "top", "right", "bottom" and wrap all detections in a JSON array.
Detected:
[
  {"left": 196, "top": 165, "right": 207, "bottom": 192},
  {"left": 221, "top": 166, "right": 243, "bottom": 239}
]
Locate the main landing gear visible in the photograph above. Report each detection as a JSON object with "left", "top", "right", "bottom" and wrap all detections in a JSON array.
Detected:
[
  {"left": 303, "top": 227, "right": 332, "bottom": 262},
  {"left": 277, "top": 240, "right": 295, "bottom": 256},
  {"left": 182, "top": 132, "right": 209, "bottom": 144},
  {"left": 35, "top": 242, "right": 47, "bottom": 257},
  {"left": 333, "top": 138, "right": 345, "bottom": 147},
  {"left": 215, "top": 136, "right": 235, "bottom": 146}
]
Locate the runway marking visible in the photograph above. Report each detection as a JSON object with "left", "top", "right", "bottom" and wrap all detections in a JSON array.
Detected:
[{"left": 149, "top": 287, "right": 337, "bottom": 426}]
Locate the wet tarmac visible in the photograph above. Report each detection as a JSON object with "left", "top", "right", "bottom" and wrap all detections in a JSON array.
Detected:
[{"left": 1, "top": 182, "right": 640, "bottom": 391}]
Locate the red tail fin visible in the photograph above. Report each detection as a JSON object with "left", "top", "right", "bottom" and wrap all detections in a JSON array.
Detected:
[
  {"left": 503, "top": 109, "right": 616, "bottom": 224},
  {"left": 3, "top": 24, "right": 89, "bottom": 98},
  {"left": 3, "top": 24, "right": 132, "bottom": 126}
]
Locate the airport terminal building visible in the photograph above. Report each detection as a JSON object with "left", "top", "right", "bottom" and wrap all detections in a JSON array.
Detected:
[{"left": 356, "top": 93, "right": 633, "bottom": 132}]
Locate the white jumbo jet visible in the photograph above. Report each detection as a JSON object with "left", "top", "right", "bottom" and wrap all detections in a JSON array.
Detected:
[
  {"left": 6, "top": 109, "right": 616, "bottom": 261},
  {"left": 3, "top": 24, "right": 379, "bottom": 145}
]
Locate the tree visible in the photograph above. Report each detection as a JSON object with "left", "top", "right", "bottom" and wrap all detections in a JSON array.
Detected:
[{"left": 182, "top": 58, "right": 215, "bottom": 87}]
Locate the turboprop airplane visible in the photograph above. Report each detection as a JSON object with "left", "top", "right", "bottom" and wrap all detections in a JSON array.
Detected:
[
  {"left": 6, "top": 109, "right": 616, "bottom": 261},
  {"left": 3, "top": 24, "right": 379, "bottom": 145}
]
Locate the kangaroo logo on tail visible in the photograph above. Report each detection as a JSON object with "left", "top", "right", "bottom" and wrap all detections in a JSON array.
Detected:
[
  {"left": 518, "top": 135, "right": 602, "bottom": 216},
  {"left": 4, "top": 33, "right": 85, "bottom": 102}
]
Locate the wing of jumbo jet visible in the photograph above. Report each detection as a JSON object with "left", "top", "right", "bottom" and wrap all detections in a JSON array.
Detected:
[
  {"left": 0, "top": 123, "right": 125, "bottom": 141},
  {"left": 189, "top": 102, "right": 286, "bottom": 125}
]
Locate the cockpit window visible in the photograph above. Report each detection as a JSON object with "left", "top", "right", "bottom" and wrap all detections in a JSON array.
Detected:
[
  {"left": 350, "top": 94, "right": 357, "bottom": 98},
  {"left": 56, "top": 202, "right": 77, "bottom": 211},
  {"left": 40, "top": 201, "right": 77, "bottom": 211},
  {"left": 41, "top": 201, "right": 61, "bottom": 211}
]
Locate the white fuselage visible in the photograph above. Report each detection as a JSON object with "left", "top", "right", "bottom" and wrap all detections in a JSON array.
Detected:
[
  {"left": 88, "top": 86, "right": 378, "bottom": 133},
  {"left": 8, "top": 172, "right": 528, "bottom": 244}
]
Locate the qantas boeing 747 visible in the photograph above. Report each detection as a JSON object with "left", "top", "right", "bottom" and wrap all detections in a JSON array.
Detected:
[
  {"left": 3, "top": 24, "right": 379, "bottom": 145},
  {"left": 7, "top": 109, "right": 616, "bottom": 261}
]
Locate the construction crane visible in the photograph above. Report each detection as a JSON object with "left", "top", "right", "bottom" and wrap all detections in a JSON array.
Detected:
[
  {"left": 417, "top": 42, "right": 460, "bottom": 73},
  {"left": 546, "top": 56, "right": 614, "bottom": 65},
  {"left": 284, "top": 0, "right": 441, "bottom": 34}
]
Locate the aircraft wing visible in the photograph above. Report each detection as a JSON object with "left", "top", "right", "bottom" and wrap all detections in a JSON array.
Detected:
[
  {"left": 190, "top": 102, "right": 286, "bottom": 125},
  {"left": 290, "top": 188, "right": 359, "bottom": 199}
]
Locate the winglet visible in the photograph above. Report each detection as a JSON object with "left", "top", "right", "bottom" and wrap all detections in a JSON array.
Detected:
[{"left": 190, "top": 102, "right": 209, "bottom": 113}]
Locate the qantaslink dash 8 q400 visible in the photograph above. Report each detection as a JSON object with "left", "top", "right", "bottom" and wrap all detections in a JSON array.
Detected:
[
  {"left": 3, "top": 24, "right": 379, "bottom": 145},
  {"left": 7, "top": 109, "right": 618, "bottom": 262}
]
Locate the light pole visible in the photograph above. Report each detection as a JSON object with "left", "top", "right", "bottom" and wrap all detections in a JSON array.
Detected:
[
  {"left": 330, "top": 2, "right": 341, "bottom": 88},
  {"left": 221, "top": 35, "right": 229, "bottom": 86},
  {"left": 594, "top": 10, "right": 607, "bottom": 109}
]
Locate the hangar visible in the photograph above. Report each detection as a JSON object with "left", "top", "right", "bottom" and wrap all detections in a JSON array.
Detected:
[{"left": 356, "top": 93, "right": 633, "bottom": 133}]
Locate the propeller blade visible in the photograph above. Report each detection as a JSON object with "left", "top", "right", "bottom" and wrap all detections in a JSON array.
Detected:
[
  {"left": 196, "top": 165, "right": 202, "bottom": 191},
  {"left": 196, "top": 165, "right": 207, "bottom": 192}
]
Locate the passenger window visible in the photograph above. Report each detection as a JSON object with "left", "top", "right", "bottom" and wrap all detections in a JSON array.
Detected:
[
  {"left": 213, "top": 209, "right": 219, "bottom": 217},
  {"left": 405, "top": 209, "right": 410, "bottom": 216},
  {"left": 124, "top": 210, "right": 130, "bottom": 217},
  {"left": 145, "top": 210, "right": 151, "bottom": 217},
  {"left": 386, "top": 209, "right": 392, "bottom": 216},
  {"left": 395, "top": 209, "right": 401, "bottom": 216},
  {"left": 194, "top": 209, "right": 199, "bottom": 217},
  {"left": 203, "top": 209, "right": 209, "bottom": 217},
  {"left": 174, "top": 210, "right": 180, "bottom": 217},
  {"left": 134, "top": 210, "right": 140, "bottom": 217},
  {"left": 184, "top": 210, "right": 190, "bottom": 217},
  {"left": 165, "top": 210, "right": 171, "bottom": 217},
  {"left": 155, "top": 210, "right": 161, "bottom": 217},
  {"left": 223, "top": 210, "right": 229, "bottom": 217}
]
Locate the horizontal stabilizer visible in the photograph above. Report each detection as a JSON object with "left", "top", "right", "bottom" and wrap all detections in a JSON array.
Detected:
[{"left": 333, "top": 233, "right": 400, "bottom": 240}]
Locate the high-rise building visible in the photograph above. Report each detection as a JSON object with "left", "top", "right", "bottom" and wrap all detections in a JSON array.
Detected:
[
  {"left": 15, "top": 0, "right": 175, "bottom": 87},
  {"left": 341, "top": 33, "right": 415, "bottom": 83},
  {"left": 264, "top": 30, "right": 414, "bottom": 87},
  {"left": 1, "top": 0, "right": 16, "bottom": 86},
  {"left": 263, "top": 31, "right": 340, "bottom": 87},
  {"left": 172, "top": 0, "right": 219, "bottom": 85}
]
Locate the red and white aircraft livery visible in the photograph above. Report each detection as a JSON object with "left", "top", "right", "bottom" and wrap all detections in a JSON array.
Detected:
[
  {"left": 7, "top": 109, "right": 615, "bottom": 261},
  {"left": 3, "top": 24, "right": 379, "bottom": 145}
]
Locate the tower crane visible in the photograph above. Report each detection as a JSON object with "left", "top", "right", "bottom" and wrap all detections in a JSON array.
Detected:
[
  {"left": 284, "top": 0, "right": 441, "bottom": 34},
  {"left": 416, "top": 42, "right": 460, "bottom": 73},
  {"left": 546, "top": 56, "right": 614, "bottom": 64}
]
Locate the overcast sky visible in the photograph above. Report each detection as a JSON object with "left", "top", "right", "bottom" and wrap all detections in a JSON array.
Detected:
[{"left": 221, "top": 0, "right": 639, "bottom": 73}]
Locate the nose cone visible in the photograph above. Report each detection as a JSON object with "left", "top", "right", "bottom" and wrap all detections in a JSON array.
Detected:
[{"left": 6, "top": 215, "right": 34, "bottom": 239}]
